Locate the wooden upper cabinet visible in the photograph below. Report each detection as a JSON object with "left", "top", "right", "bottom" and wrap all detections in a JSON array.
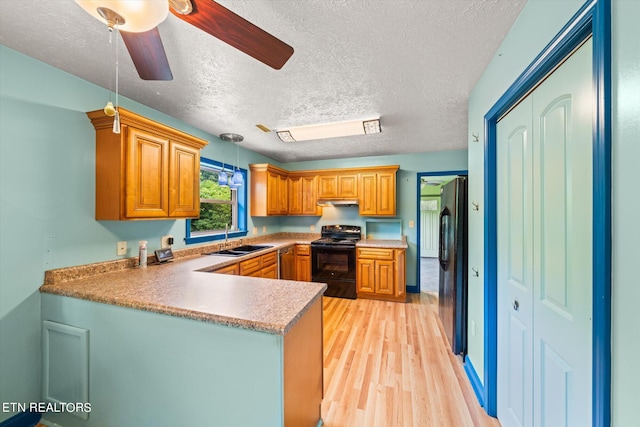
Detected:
[
  {"left": 266, "top": 171, "right": 284, "bottom": 215},
  {"left": 249, "top": 164, "right": 289, "bottom": 216},
  {"left": 289, "top": 174, "right": 321, "bottom": 216},
  {"left": 337, "top": 173, "right": 359, "bottom": 198},
  {"left": 250, "top": 163, "right": 398, "bottom": 217},
  {"left": 359, "top": 173, "right": 377, "bottom": 216},
  {"left": 318, "top": 172, "right": 358, "bottom": 199},
  {"left": 169, "top": 141, "right": 200, "bottom": 218},
  {"left": 288, "top": 176, "right": 303, "bottom": 214},
  {"left": 359, "top": 167, "right": 398, "bottom": 216},
  {"left": 317, "top": 174, "right": 338, "bottom": 198},
  {"left": 88, "top": 108, "right": 208, "bottom": 220},
  {"left": 125, "top": 127, "right": 169, "bottom": 218}
]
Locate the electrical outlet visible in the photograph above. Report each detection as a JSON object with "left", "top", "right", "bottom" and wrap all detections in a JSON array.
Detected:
[
  {"left": 310, "top": 225, "right": 315, "bottom": 231},
  {"left": 161, "top": 235, "right": 173, "bottom": 249},
  {"left": 409, "top": 220, "right": 415, "bottom": 228},
  {"left": 262, "top": 226, "right": 267, "bottom": 233},
  {"left": 253, "top": 227, "right": 258, "bottom": 235},
  {"left": 117, "top": 241, "right": 127, "bottom": 256}
]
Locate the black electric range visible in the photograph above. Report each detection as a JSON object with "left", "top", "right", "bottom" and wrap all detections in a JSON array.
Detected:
[{"left": 310, "top": 225, "right": 361, "bottom": 299}]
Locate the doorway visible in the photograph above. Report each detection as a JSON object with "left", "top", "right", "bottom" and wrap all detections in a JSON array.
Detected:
[{"left": 416, "top": 171, "right": 466, "bottom": 295}]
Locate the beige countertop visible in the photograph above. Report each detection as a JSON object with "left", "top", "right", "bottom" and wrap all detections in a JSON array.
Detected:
[
  {"left": 356, "top": 238, "right": 408, "bottom": 249},
  {"left": 40, "top": 237, "right": 325, "bottom": 336}
]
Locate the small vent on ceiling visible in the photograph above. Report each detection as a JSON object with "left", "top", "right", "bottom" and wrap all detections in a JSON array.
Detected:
[{"left": 255, "top": 124, "right": 271, "bottom": 133}]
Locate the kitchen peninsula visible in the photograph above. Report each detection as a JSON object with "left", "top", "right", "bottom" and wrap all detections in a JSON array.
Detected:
[{"left": 39, "top": 241, "right": 325, "bottom": 427}]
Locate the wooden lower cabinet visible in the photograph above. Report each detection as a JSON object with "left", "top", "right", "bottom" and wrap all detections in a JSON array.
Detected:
[
  {"left": 261, "top": 263, "right": 278, "bottom": 279},
  {"left": 210, "top": 247, "right": 309, "bottom": 281},
  {"left": 356, "top": 247, "right": 406, "bottom": 302},
  {"left": 239, "top": 251, "right": 278, "bottom": 278},
  {"left": 212, "top": 263, "right": 239, "bottom": 275},
  {"left": 295, "top": 245, "right": 312, "bottom": 282}
]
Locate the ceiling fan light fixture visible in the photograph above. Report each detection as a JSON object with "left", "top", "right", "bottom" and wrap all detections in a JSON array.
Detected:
[
  {"left": 75, "top": 0, "right": 169, "bottom": 33},
  {"left": 168, "top": 0, "right": 193, "bottom": 15},
  {"left": 276, "top": 118, "right": 381, "bottom": 142}
]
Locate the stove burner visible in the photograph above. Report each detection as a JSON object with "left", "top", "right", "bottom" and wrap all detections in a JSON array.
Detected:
[
  {"left": 312, "top": 237, "right": 358, "bottom": 246},
  {"left": 311, "top": 226, "right": 362, "bottom": 248}
]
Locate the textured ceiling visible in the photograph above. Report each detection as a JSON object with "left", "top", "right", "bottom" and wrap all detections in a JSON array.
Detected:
[{"left": 0, "top": 0, "right": 526, "bottom": 163}]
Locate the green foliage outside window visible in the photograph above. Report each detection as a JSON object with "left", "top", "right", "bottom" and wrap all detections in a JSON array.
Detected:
[{"left": 190, "top": 169, "right": 234, "bottom": 234}]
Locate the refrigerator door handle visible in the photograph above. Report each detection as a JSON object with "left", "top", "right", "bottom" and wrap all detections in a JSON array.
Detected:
[{"left": 439, "top": 207, "right": 450, "bottom": 271}]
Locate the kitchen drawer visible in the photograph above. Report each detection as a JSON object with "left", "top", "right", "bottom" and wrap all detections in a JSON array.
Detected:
[
  {"left": 239, "top": 257, "right": 262, "bottom": 275},
  {"left": 261, "top": 251, "right": 277, "bottom": 267},
  {"left": 357, "top": 247, "right": 395, "bottom": 260},
  {"left": 295, "top": 245, "right": 311, "bottom": 256}
]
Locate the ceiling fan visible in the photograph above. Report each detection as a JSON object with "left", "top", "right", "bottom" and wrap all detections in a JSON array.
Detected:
[{"left": 75, "top": 0, "right": 294, "bottom": 81}]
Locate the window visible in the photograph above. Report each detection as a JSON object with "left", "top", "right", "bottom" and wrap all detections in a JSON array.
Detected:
[{"left": 185, "top": 157, "right": 247, "bottom": 244}]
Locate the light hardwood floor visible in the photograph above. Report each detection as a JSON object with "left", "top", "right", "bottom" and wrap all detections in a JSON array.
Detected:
[{"left": 321, "top": 293, "right": 500, "bottom": 427}]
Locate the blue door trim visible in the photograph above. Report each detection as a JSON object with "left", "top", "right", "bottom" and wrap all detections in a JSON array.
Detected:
[
  {"left": 413, "top": 170, "right": 468, "bottom": 294},
  {"left": 482, "top": 1, "right": 611, "bottom": 425}
]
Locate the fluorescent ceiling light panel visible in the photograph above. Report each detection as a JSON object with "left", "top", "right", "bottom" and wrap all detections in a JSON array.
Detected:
[{"left": 277, "top": 118, "right": 381, "bottom": 142}]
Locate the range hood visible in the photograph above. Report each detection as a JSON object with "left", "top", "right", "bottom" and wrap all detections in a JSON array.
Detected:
[{"left": 317, "top": 199, "right": 359, "bottom": 207}]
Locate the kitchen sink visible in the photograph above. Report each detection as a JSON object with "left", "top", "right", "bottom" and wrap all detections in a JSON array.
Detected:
[
  {"left": 231, "top": 245, "right": 272, "bottom": 252},
  {"left": 203, "top": 245, "right": 272, "bottom": 257}
]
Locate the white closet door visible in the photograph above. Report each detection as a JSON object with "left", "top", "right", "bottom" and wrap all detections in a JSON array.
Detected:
[
  {"left": 530, "top": 38, "right": 592, "bottom": 427},
  {"left": 497, "top": 94, "right": 535, "bottom": 427},
  {"left": 497, "top": 38, "right": 593, "bottom": 427}
]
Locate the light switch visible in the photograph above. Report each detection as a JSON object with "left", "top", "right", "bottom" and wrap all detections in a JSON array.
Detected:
[
  {"left": 262, "top": 226, "right": 267, "bottom": 233},
  {"left": 310, "top": 225, "right": 315, "bottom": 231},
  {"left": 253, "top": 227, "right": 258, "bottom": 235}
]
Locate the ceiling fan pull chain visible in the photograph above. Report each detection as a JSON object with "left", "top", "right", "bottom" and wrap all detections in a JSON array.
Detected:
[{"left": 112, "top": 25, "right": 121, "bottom": 134}]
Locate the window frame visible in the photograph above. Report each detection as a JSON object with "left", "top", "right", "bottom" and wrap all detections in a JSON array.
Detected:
[{"left": 185, "top": 157, "right": 248, "bottom": 245}]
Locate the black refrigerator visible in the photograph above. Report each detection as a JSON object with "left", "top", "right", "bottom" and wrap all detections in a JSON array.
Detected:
[{"left": 438, "top": 176, "right": 468, "bottom": 356}]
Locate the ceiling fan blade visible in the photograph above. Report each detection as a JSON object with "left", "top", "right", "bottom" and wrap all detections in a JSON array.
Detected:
[
  {"left": 171, "top": 0, "right": 294, "bottom": 70},
  {"left": 120, "top": 28, "right": 173, "bottom": 81}
]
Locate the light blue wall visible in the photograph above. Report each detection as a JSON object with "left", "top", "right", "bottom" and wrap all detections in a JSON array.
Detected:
[
  {"left": 610, "top": 1, "right": 640, "bottom": 424},
  {"left": 284, "top": 150, "right": 468, "bottom": 288},
  {"left": 0, "top": 46, "right": 279, "bottom": 421},
  {"left": 467, "top": 0, "right": 640, "bottom": 425}
]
